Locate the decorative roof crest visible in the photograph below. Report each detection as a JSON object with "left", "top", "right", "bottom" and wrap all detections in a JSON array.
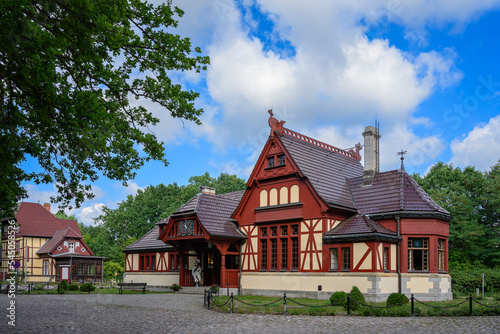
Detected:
[
  {"left": 268, "top": 109, "right": 285, "bottom": 136},
  {"left": 348, "top": 142, "right": 363, "bottom": 162}
]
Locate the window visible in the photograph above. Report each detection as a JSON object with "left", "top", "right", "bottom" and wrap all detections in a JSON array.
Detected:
[
  {"left": 278, "top": 155, "right": 285, "bottom": 166},
  {"left": 42, "top": 260, "right": 49, "bottom": 276},
  {"left": 260, "top": 223, "right": 299, "bottom": 272},
  {"left": 408, "top": 238, "right": 429, "bottom": 271},
  {"left": 140, "top": 254, "right": 156, "bottom": 271},
  {"left": 342, "top": 247, "right": 350, "bottom": 271},
  {"left": 78, "top": 264, "right": 85, "bottom": 276},
  {"left": 68, "top": 242, "right": 75, "bottom": 253},
  {"left": 330, "top": 248, "right": 338, "bottom": 271},
  {"left": 15, "top": 241, "right": 20, "bottom": 253},
  {"left": 88, "top": 264, "right": 95, "bottom": 276},
  {"left": 383, "top": 247, "right": 389, "bottom": 271},
  {"left": 261, "top": 239, "right": 268, "bottom": 270},
  {"left": 438, "top": 239, "right": 445, "bottom": 272},
  {"left": 267, "top": 157, "right": 275, "bottom": 167}
]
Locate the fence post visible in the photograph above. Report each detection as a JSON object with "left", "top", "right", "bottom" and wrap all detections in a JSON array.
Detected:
[
  {"left": 207, "top": 290, "right": 211, "bottom": 310},
  {"left": 57, "top": 284, "right": 59, "bottom": 295},
  {"left": 204, "top": 289, "right": 207, "bottom": 307},
  {"left": 284, "top": 292, "right": 287, "bottom": 316},
  {"left": 227, "top": 282, "right": 229, "bottom": 296},
  {"left": 347, "top": 293, "right": 350, "bottom": 316},
  {"left": 411, "top": 294, "right": 414, "bottom": 316},
  {"left": 469, "top": 294, "right": 473, "bottom": 316},
  {"left": 230, "top": 293, "right": 234, "bottom": 314}
]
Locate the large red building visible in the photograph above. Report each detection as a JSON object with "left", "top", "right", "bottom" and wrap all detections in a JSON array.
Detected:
[{"left": 124, "top": 112, "right": 451, "bottom": 301}]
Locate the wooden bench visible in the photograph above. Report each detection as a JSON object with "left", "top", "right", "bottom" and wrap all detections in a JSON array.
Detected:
[{"left": 117, "top": 282, "right": 147, "bottom": 294}]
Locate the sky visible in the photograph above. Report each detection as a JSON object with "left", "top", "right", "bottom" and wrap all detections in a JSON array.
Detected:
[{"left": 23, "top": 0, "right": 500, "bottom": 224}]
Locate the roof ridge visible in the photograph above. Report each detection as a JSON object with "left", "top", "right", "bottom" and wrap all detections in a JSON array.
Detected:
[{"left": 282, "top": 127, "right": 360, "bottom": 161}]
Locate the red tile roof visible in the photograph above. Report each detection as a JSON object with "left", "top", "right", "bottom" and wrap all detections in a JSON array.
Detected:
[{"left": 15, "top": 202, "right": 81, "bottom": 237}]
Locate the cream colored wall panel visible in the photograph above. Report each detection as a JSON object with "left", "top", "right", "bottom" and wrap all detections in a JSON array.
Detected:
[
  {"left": 279, "top": 187, "right": 289, "bottom": 205},
  {"left": 132, "top": 253, "right": 139, "bottom": 271},
  {"left": 406, "top": 277, "right": 433, "bottom": 293},
  {"left": 260, "top": 190, "right": 268, "bottom": 207},
  {"left": 269, "top": 188, "right": 278, "bottom": 206},
  {"left": 378, "top": 275, "right": 399, "bottom": 293},
  {"left": 290, "top": 185, "right": 299, "bottom": 203},
  {"left": 123, "top": 272, "right": 179, "bottom": 286},
  {"left": 313, "top": 219, "right": 322, "bottom": 232},
  {"left": 241, "top": 272, "right": 372, "bottom": 293},
  {"left": 354, "top": 243, "right": 370, "bottom": 270},
  {"left": 378, "top": 244, "right": 383, "bottom": 271}
]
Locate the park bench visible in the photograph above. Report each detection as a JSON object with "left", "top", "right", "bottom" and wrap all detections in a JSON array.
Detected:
[{"left": 117, "top": 282, "right": 147, "bottom": 294}]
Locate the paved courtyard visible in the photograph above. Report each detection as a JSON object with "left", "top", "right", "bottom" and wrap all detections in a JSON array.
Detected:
[{"left": 1, "top": 293, "right": 499, "bottom": 333}]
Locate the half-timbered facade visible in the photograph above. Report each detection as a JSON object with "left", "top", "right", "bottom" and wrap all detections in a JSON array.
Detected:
[
  {"left": 0, "top": 202, "right": 104, "bottom": 283},
  {"left": 123, "top": 111, "right": 451, "bottom": 301}
]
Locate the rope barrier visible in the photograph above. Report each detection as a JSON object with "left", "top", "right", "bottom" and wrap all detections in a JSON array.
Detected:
[
  {"left": 351, "top": 299, "right": 409, "bottom": 309},
  {"left": 287, "top": 297, "right": 342, "bottom": 308},
  {"left": 233, "top": 296, "right": 283, "bottom": 307},
  {"left": 471, "top": 299, "right": 500, "bottom": 309},
  {"left": 210, "top": 296, "right": 231, "bottom": 307},
  {"left": 414, "top": 298, "right": 468, "bottom": 309}
]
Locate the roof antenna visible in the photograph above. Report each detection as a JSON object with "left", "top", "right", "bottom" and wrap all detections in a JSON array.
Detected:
[{"left": 397, "top": 149, "right": 407, "bottom": 170}]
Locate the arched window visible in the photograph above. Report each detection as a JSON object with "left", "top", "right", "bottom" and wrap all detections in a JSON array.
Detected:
[
  {"left": 279, "top": 187, "right": 289, "bottom": 205},
  {"left": 260, "top": 190, "right": 268, "bottom": 207}
]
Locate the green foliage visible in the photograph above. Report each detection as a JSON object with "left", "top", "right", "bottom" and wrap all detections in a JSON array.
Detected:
[
  {"left": 329, "top": 291, "right": 348, "bottom": 307},
  {"left": 386, "top": 293, "right": 409, "bottom": 307},
  {"left": 68, "top": 284, "right": 79, "bottom": 291},
  {"left": 449, "top": 267, "right": 500, "bottom": 295},
  {"left": 80, "top": 283, "right": 96, "bottom": 292},
  {"left": 412, "top": 160, "right": 500, "bottom": 267},
  {"left": 59, "top": 280, "right": 68, "bottom": 290},
  {"left": 0, "top": 0, "right": 210, "bottom": 217},
  {"left": 32, "top": 284, "right": 44, "bottom": 291},
  {"left": 349, "top": 286, "right": 366, "bottom": 311}
]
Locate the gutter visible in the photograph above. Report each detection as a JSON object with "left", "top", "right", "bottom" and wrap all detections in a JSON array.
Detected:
[
  {"left": 323, "top": 232, "right": 400, "bottom": 243},
  {"left": 396, "top": 215, "right": 401, "bottom": 294}
]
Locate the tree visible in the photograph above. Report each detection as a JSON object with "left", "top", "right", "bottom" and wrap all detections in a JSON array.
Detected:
[
  {"left": 412, "top": 161, "right": 500, "bottom": 267},
  {"left": 0, "top": 0, "right": 209, "bottom": 217}
]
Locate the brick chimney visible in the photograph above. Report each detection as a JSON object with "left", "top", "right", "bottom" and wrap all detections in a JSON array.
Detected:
[
  {"left": 199, "top": 186, "right": 216, "bottom": 195},
  {"left": 43, "top": 203, "right": 51, "bottom": 212},
  {"left": 362, "top": 125, "right": 381, "bottom": 185}
]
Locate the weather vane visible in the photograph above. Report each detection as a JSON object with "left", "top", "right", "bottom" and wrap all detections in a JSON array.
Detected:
[{"left": 397, "top": 149, "right": 407, "bottom": 170}]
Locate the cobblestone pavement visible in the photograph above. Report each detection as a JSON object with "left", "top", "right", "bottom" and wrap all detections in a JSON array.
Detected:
[{"left": 1, "top": 293, "right": 499, "bottom": 334}]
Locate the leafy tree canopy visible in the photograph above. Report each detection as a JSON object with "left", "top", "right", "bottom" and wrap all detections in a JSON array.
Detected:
[
  {"left": 412, "top": 160, "right": 500, "bottom": 268},
  {"left": 0, "top": 0, "right": 209, "bottom": 217}
]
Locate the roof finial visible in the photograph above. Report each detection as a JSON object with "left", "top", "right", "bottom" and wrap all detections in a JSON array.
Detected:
[
  {"left": 397, "top": 149, "right": 407, "bottom": 170},
  {"left": 268, "top": 109, "right": 286, "bottom": 137}
]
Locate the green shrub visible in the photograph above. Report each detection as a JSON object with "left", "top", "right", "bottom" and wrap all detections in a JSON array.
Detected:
[
  {"left": 80, "top": 283, "right": 96, "bottom": 292},
  {"left": 59, "top": 280, "right": 68, "bottom": 290},
  {"left": 32, "top": 284, "right": 44, "bottom": 291},
  {"left": 386, "top": 293, "right": 409, "bottom": 307},
  {"left": 68, "top": 284, "right": 79, "bottom": 291},
  {"left": 348, "top": 286, "right": 366, "bottom": 311},
  {"left": 329, "top": 291, "right": 348, "bottom": 307}
]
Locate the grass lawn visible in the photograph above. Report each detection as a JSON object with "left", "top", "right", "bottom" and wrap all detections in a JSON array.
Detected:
[{"left": 211, "top": 295, "right": 500, "bottom": 316}]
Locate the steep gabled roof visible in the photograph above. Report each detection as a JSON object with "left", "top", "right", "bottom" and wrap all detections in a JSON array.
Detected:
[
  {"left": 280, "top": 130, "right": 363, "bottom": 210},
  {"left": 124, "top": 226, "right": 174, "bottom": 252},
  {"left": 324, "top": 214, "right": 398, "bottom": 242},
  {"left": 169, "top": 192, "right": 245, "bottom": 239},
  {"left": 347, "top": 170, "right": 449, "bottom": 217},
  {"left": 37, "top": 227, "right": 90, "bottom": 255},
  {"left": 14, "top": 202, "right": 81, "bottom": 237}
]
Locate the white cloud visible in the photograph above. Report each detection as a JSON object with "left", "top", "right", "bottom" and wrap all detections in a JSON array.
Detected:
[
  {"left": 76, "top": 203, "right": 106, "bottom": 225},
  {"left": 449, "top": 115, "right": 500, "bottom": 171}
]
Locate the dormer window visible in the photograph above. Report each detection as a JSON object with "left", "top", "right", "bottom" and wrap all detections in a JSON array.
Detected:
[
  {"left": 267, "top": 157, "right": 275, "bottom": 167},
  {"left": 68, "top": 242, "right": 75, "bottom": 253},
  {"left": 278, "top": 155, "right": 285, "bottom": 166}
]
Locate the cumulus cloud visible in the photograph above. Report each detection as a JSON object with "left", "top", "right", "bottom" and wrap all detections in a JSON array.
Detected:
[
  {"left": 449, "top": 115, "right": 500, "bottom": 171},
  {"left": 76, "top": 203, "right": 106, "bottom": 225}
]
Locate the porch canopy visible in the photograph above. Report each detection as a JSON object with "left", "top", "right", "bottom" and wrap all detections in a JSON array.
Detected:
[{"left": 158, "top": 188, "right": 246, "bottom": 288}]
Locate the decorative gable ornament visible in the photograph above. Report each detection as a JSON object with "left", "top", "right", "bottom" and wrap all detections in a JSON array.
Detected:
[
  {"left": 81, "top": 248, "right": 86, "bottom": 253},
  {"left": 57, "top": 246, "right": 62, "bottom": 251}
]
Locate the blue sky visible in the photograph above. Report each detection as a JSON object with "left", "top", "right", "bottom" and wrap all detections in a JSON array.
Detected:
[{"left": 23, "top": 0, "right": 500, "bottom": 224}]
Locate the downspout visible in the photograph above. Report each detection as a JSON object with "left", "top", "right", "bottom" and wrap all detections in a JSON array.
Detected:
[
  {"left": 396, "top": 215, "right": 401, "bottom": 294},
  {"left": 238, "top": 241, "right": 243, "bottom": 296},
  {"left": 69, "top": 256, "right": 72, "bottom": 284}
]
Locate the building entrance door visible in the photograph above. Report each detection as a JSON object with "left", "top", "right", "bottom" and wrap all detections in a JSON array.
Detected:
[{"left": 203, "top": 247, "right": 220, "bottom": 286}]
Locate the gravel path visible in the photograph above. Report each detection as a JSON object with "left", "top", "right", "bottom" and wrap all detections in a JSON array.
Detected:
[{"left": 1, "top": 294, "right": 499, "bottom": 333}]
